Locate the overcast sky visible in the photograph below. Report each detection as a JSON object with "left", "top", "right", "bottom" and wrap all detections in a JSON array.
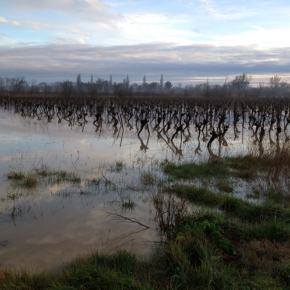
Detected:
[{"left": 0, "top": 0, "right": 289, "bottom": 85}]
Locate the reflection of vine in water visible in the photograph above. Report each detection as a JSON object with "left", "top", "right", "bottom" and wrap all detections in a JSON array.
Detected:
[
  {"left": 1, "top": 96, "right": 290, "bottom": 157},
  {"left": 138, "top": 135, "right": 149, "bottom": 153},
  {"left": 207, "top": 147, "right": 222, "bottom": 162},
  {"left": 194, "top": 140, "right": 202, "bottom": 155}
]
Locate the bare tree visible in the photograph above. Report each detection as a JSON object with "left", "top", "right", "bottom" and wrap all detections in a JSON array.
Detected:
[
  {"left": 202, "top": 80, "right": 210, "bottom": 97},
  {"left": 96, "top": 78, "right": 102, "bottom": 93},
  {"left": 103, "top": 80, "right": 109, "bottom": 94},
  {"left": 89, "top": 75, "right": 97, "bottom": 97},
  {"left": 60, "top": 80, "right": 74, "bottom": 97},
  {"left": 269, "top": 75, "right": 281, "bottom": 88},
  {"left": 230, "top": 73, "right": 253, "bottom": 92},
  {"left": 0, "top": 77, "right": 5, "bottom": 91},
  {"left": 6, "top": 76, "right": 26, "bottom": 94},
  {"left": 29, "top": 79, "right": 38, "bottom": 95},
  {"left": 269, "top": 75, "right": 289, "bottom": 96}
]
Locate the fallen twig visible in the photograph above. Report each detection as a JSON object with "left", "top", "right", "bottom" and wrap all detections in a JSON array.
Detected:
[{"left": 106, "top": 212, "right": 149, "bottom": 229}]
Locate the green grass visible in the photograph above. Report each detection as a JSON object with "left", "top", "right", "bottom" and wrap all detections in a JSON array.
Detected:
[
  {"left": 162, "top": 147, "right": 290, "bottom": 183},
  {"left": 34, "top": 165, "right": 49, "bottom": 177},
  {"left": 50, "top": 170, "right": 81, "bottom": 184},
  {"left": 162, "top": 159, "right": 229, "bottom": 179},
  {"left": 6, "top": 170, "right": 38, "bottom": 188},
  {"left": 122, "top": 199, "right": 135, "bottom": 209},
  {"left": 2, "top": 216, "right": 290, "bottom": 289},
  {"left": 170, "top": 184, "right": 290, "bottom": 224},
  {"left": 35, "top": 166, "right": 81, "bottom": 184},
  {"left": 0, "top": 251, "right": 152, "bottom": 290},
  {"left": 22, "top": 174, "right": 38, "bottom": 188},
  {"left": 6, "top": 167, "right": 81, "bottom": 189}
]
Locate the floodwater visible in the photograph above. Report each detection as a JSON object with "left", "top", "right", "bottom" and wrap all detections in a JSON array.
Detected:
[{"left": 0, "top": 105, "right": 288, "bottom": 271}]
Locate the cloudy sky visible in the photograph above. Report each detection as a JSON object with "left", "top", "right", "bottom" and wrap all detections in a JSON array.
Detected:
[{"left": 0, "top": 0, "right": 289, "bottom": 85}]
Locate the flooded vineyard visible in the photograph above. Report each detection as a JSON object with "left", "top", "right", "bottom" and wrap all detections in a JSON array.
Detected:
[{"left": 1, "top": 96, "right": 290, "bottom": 271}]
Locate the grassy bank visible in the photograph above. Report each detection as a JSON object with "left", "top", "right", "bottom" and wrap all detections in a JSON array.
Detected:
[
  {"left": 2, "top": 206, "right": 290, "bottom": 289},
  {"left": 2, "top": 153, "right": 290, "bottom": 289}
]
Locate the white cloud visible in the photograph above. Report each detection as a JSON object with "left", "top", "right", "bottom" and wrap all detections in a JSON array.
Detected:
[
  {"left": 1, "top": 0, "right": 109, "bottom": 12},
  {"left": 70, "top": 29, "right": 92, "bottom": 37},
  {"left": 53, "top": 38, "right": 87, "bottom": 44},
  {"left": 114, "top": 13, "right": 196, "bottom": 45},
  {"left": 0, "top": 17, "right": 21, "bottom": 26},
  {"left": 198, "top": 0, "right": 216, "bottom": 14},
  {"left": 212, "top": 27, "right": 290, "bottom": 48},
  {"left": 0, "top": 16, "right": 94, "bottom": 39},
  {"left": 0, "top": 16, "right": 53, "bottom": 29},
  {"left": 83, "top": 0, "right": 108, "bottom": 12},
  {"left": 188, "top": 0, "right": 256, "bottom": 20},
  {"left": 0, "top": 0, "right": 121, "bottom": 26},
  {"left": 0, "top": 35, "right": 17, "bottom": 45}
]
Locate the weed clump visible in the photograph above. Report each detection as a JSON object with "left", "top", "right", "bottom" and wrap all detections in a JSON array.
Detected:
[
  {"left": 6, "top": 171, "right": 25, "bottom": 180},
  {"left": 162, "top": 159, "right": 228, "bottom": 179},
  {"left": 6, "top": 170, "right": 38, "bottom": 188},
  {"left": 111, "top": 160, "right": 124, "bottom": 172},
  {"left": 49, "top": 170, "right": 81, "bottom": 184},
  {"left": 122, "top": 199, "right": 135, "bottom": 209},
  {"left": 22, "top": 175, "right": 38, "bottom": 188},
  {"left": 6, "top": 167, "right": 82, "bottom": 189},
  {"left": 153, "top": 193, "right": 188, "bottom": 238},
  {"left": 35, "top": 165, "right": 49, "bottom": 177},
  {"left": 140, "top": 171, "right": 156, "bottom": 186}
]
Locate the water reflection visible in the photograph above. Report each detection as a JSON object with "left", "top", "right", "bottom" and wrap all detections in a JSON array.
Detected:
[{"left": 1, "top": 97, "right": 290, "bottom": 270}]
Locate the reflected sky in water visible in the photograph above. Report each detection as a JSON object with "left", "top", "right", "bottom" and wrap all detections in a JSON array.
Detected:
[{"left": 0, "top": 105, "right": 288, "bottom": 270}]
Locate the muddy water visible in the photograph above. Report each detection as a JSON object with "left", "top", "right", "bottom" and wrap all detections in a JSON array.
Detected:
[{"left": 0, "top": 107, "right": 286, "bottom": 271}]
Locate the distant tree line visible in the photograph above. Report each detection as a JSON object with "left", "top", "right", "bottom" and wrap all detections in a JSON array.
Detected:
[{"left": 0, "top": 73, "right": 289, "bottom": 98}]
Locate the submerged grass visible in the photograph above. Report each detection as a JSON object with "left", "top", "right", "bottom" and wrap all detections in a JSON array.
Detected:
[
  {"left": 6, "top": 171, "right": 25, "bottom": 180},
  {"left": 110, "top": 160, "right": 124, "bottom": 172},
  {"left": 140, "top": 171, "right": 156, "bottom": 186},
  {"left": 49, "top": 170, "right": 81, "bottom": 184},
  {"left": 6, "top": 166, "right": 82, "bottom": 189},
  {"left": 163, "top": 144, "right": 290, "bottom": 184},
  {"left": 6, "top": 170, "right": 38, "bottom": 188},
  {"left": 122, "top": 199, "right": 135, "bottom": 209},
  {"left": 21, "top": 174, "right": 38, "bottom": 188},
  {"left": 163, "top": 159, "right": 228, "bottom": 179}
]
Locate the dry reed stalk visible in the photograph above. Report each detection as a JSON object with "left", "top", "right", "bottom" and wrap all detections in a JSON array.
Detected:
[{"left": 153, "top": 193, "right": 188, "bottom": 239}]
